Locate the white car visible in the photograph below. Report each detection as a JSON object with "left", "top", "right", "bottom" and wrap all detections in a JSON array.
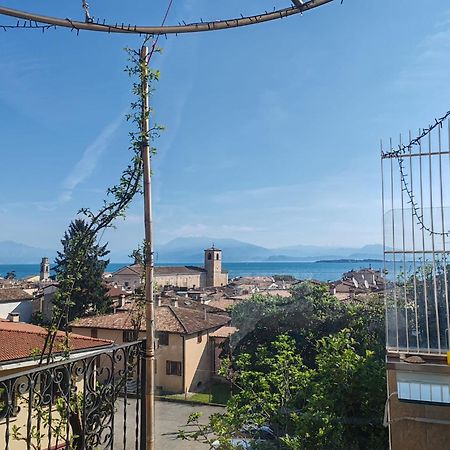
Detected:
[{"left": 211, "top": 425, "right": 275, "bottom": 449}]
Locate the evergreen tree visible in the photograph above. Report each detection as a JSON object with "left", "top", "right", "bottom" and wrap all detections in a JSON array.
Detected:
[
  {"left": 55, "top": 219, "right": 111, "bottom": 322},
  {"left": 4, "top": 271, "right": 16, "bottom": 280}
]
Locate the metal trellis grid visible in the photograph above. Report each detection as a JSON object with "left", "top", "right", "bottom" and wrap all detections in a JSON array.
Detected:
[{"left": 382, "top": 116, "right": 450, "bottom": 355}]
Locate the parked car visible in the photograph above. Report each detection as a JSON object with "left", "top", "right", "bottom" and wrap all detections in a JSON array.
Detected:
[{"left": 212, "top": 425, "right": 275, "bottom": 449}]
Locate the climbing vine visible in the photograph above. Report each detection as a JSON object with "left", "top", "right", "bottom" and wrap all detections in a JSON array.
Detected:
[
  {"left": 40, "top": 43, "right": 163, "bottom": 363},
  {"left": 12, "top": 41, "right": 163, "bottom": 450}
]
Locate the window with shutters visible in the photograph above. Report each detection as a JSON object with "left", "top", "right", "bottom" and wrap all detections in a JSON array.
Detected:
[
  {"left": 157, "top": 331, "right": 169, "bottom": 346},
  {"left": 166, "top": 360, "right": 182, "bottom": 376},
  {"left": 123, "top": 330, "right": 137, "bottom": 342}
]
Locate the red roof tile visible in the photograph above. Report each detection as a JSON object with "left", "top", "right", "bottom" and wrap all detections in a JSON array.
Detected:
[
  {"left": 106, "top": 287, "right": 130, "bottom": 298},
  {"left": 113, "top": 264, "right": 206, "bottom": 277},
  {"left": 0, "top": 320, "right": 112, "bottom": 363},
  {"left": 210, "top": 326, "right": 238, "bottom": 338},
  {"left": 71, "top": 305, "right": 230, "bottom": 335},
  {"left": 0, "top": 288, "right": 33, "bottom": 303}
]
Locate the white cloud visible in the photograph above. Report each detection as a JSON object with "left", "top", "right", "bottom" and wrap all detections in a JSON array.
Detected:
[
  {"left": 59, "top": 112, "right": 124, "bottom": 202},
  {"left": 394, "top": 13, "right": 450, "bottom": 92}
]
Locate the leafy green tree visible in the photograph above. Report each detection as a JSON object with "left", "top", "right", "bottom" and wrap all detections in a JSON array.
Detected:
[
  {"left": 181, "top": 332, "right": 387, "bottom": 449},
  {"left": 182, "top": 283, "right": 387, "bottom": 449},
  {"left": 54, "top": 218, "right": 111, "bottom": 323},
  {"left": 230, "top": 282, "right": 385, "bottom": 367},
  {"left": 291, "top": 330, "right": 387, "bottom": 450},
  {"left": 129, "top": 243, "right": 145, "bottom": 266},
  {"left": 4, "top": 270, "right": 16, "bottom": 280},
  {"left": 180, "top": 334, "right": 311, "bottom": 448}
]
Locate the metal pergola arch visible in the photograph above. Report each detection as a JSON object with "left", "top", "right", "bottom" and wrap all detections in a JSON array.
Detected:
[{"left": 0, "top": 0, "right": 335, "bottom": 34}]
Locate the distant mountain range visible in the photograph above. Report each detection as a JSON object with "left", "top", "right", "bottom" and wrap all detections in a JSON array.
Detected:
[
  {"left": 154, "top": 237, "right": 384, "bottom": 263},
  {"left": 0, "top": 238, "right": 384, "bottom": 264},
  {"left": 0, "top": 241, "right": 56, "bottom": 264}
]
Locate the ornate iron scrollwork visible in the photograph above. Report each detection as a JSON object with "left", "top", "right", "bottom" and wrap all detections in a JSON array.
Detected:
[{"left": 0, "top": 340, "right": 145, "bottom": 450}]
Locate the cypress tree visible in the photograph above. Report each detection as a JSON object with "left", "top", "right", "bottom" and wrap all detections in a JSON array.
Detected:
[{"left": 55, "top": 219, "right": 111, "bottom": 322}]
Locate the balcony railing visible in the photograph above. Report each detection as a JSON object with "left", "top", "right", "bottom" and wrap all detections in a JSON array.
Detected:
[{"left": 0, "top": 340, "right": 146, "bottom": 450}]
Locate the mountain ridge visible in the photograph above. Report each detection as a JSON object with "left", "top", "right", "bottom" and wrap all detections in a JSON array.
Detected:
[
  {"left": 0, "top": 238, "right": 384, "bottom": 264},
  {"left": 0, "top": 241, "right": 56, "bottom": 264}
]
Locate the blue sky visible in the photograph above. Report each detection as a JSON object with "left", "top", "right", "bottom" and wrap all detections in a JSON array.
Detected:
[{"left": 1, "top": 0, "right": 450, "bottom": 255}]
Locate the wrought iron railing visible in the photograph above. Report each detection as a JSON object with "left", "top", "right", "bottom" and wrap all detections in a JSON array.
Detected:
[{"left": 0, "top": 340, "right": 146, "bottom": 450}]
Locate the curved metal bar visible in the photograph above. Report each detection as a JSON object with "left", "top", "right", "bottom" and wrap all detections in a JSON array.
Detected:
[{"left": 0, "top": 0, "right": 335, "bottom": 34}]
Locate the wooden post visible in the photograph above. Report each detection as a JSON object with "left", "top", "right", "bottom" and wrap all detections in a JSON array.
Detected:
[{"left": 141, "top": 45, "right": 155, "bottom": 450}]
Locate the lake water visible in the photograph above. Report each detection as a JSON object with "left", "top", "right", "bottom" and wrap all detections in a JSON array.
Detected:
[{"left": 0, "top": 261, "right": 390, "bottom": 282}]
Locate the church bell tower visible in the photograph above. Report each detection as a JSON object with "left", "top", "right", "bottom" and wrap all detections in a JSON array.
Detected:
[
  {"left": 40, "top": 257, "right": 50, "bottom": 282},
  {"left": 204, "top": 246, "right": 222, "bottom": 287}
]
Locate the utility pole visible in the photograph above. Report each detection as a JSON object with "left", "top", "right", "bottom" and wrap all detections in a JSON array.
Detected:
[{"left": 141, "top": 45, "right": 155, "bottom": 450}]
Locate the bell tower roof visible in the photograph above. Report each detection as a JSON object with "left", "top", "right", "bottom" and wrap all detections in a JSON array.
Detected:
[{"left": 204, "top": 246, "right": 221, "bottom": 252}]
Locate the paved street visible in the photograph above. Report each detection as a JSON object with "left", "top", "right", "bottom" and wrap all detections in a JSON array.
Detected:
[{"left": 114, "top": 398, "right": 225, "bottom": 449}]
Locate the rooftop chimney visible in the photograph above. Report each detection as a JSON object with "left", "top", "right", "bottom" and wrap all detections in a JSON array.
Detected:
[
  {"left": 173, "top": 300, "right": 178, "bottom": 308},
  {"left": 7, "top": 312, "right": 20, "bottom": 322},
  {"left": 119, "top": 294, "right": 126, "bottom": 307}
]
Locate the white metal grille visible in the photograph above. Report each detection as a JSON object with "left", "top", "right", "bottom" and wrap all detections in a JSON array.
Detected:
[{"left": 382, "top": 116, "right": 450, "bottom": 355}]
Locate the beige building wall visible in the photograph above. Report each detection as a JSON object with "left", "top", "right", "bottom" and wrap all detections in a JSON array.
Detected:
[
  {"left": 183, "top": 330, "right": 213, "bottom": 392},
  {"left": 113, "top": 271, "right": 207, "bottom": 290},
  {"left": 72, "top": 326, "right": 220, "bottom": 394},
  {"left": 155, "top": 333, "right": 184, "bottom": 393},
  {"left": 112, "top": 272, "right": 141, "bottom": 290},
  {"left": 155, "top": 273, "right": 203, "bottom": 289},
  {"left": 72, "top": 327, "right": 186, "bottom": 393},
  {"left": 214, "top": 272, "right": 228, "bottom": 287}
]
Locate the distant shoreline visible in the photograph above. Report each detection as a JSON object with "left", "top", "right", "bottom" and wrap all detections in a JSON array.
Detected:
[
  {"left": 316, "top": 258, "right": 383, "bottom": 263},
  {"left": 0, "top": 260, "right": 399, "bottom": 282}
]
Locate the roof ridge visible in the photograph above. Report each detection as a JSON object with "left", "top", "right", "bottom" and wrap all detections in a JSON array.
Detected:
[
  {"left": 166, "top": 305, "right": 188, "bottom": 334},
  {"left": 71, "top": 310, "right": 128, "bottom": 323},
  {"left": 0, "top": 325, "right": 111, "bottom": 344},
  {"left": 112, "top": 264, "right": 141, "bottom": 275}
]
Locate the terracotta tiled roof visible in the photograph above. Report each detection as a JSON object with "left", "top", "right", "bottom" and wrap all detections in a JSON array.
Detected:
[
  {"left": 106, "top": 287, "right": 130, "bottom": 298},
  {"left": 0, "top": 288, "right": 33, "bottom": 303},
  {"left": 207, "top": 298, "right": 237, "bottom": 311},
  {"left": 159, "top": 297, "right": 226, "bottom": 314},
  {"left": 71, "top": 305, "right": 230, "bottom": 335},
  {"left": 71, "top": 312, "right": 139, "bottom": 332},
  {"left": 113, "top": 264, "right": 206, "bottom": 277},
  {"left": 155, "top": 266, "right": 206, "bottom": 275},
  {"left": 210, "top": 326, "right": 238, "bottom": 338},
  {"left": 171, "top": 306, "right": 229, "bottom": 334},
  {"left": 0, "top": 320, "right": 112, "bottom": 363},
  {"left": 113, "top": 265, "right": 142, "bottom": 276}
]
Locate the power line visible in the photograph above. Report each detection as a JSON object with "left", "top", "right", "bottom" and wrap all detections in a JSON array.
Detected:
[{"left": 147, "top": 0, "right": 175, "bottom": 63}]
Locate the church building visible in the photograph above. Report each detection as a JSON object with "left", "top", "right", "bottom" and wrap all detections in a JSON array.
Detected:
[{"left": 112, "top": 247, "right": 228, "bottom": 291}]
